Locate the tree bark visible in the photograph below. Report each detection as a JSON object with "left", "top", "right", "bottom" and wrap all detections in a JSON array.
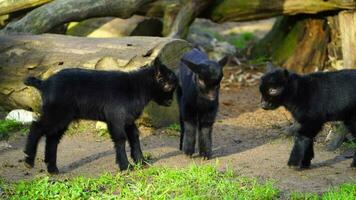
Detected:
[
  {"left": 66, "top": 16, "right": 163, "bottom": 38},
  {"left": 167, "top": 0, "right": 213, "bottom": 38},
  {"left": 1, "top": 0, "right": 355, "bottom": 35},
  {"left": 0, "top": 34, "right": 191, "bottom": 126},
  {"left": 251, "top": 15, "right": 331, "bottom": 73},
  {"left": 0, "top": 0, "right": 151, "bottom": 34},
  {"left": 0, "top": 0, "right": 51, "bottom": 16},
  {"left": 339, "top": 10, "right": 356, "bottom": 68},
  {"left": 205, "top": 0, "right": 356, "bottom": 23}
]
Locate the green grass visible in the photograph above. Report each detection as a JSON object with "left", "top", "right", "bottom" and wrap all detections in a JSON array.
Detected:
[
  {"left": 1, "top": 165, "right": 355, "bottom": 199},
  {"left": 167, "top": 123, "right": 180, "bottom": 132},
  {"left": 344, "top": 141, "right": 356, "bottom": 150},
  {"left": 226, "top": 32, "right": 256, "bottom": 49},
  {"left": 192, "top": 27, "right": 256, "bottom": 50},
  {"left": 290, "top": 182, "right": 356, "bottom": 200},
  {"left": 0, "top": 165, "right": 279, "bottom": 200},
  {"left": 0, "top": 119, "right": 28, "bottom": 140}
]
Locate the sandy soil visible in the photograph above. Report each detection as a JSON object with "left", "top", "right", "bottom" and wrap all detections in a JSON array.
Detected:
[{"left": 0, "top": 68, "right": 355, "bottom": 196}]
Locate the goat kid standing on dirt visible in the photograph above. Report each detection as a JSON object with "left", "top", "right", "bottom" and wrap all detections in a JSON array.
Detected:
[
  {"left": 23, "top": 58, "right": 178, "bottom": 174},
  {"left": 260, "top": 62, "right": 356, "bottom": 169},
  {"left": 177, "top": 48, "right": 228, "bottom": 159}
]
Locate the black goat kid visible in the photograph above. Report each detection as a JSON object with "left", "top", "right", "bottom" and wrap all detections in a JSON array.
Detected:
[
  {"left": 177, "top": 48, "right": 228, "bottom": 159},
  {"left": 260, "top": 62, "right": 356, "bottom": 169},
  {"left": 24, "top": 58, "right": 177, "bottom": 174}
]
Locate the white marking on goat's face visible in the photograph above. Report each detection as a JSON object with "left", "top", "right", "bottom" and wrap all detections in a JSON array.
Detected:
[{"left": 268, "top": 87, "right": 283, "bottom": 96}]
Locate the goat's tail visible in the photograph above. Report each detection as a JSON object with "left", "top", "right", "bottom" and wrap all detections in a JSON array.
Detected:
[{"left": 24, "top": 77, "right": 43, "bottom": 90}]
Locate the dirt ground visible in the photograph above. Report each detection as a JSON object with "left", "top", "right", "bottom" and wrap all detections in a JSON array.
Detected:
[{"left": 0, "top": 67, "right": 355, "bottom": 196}]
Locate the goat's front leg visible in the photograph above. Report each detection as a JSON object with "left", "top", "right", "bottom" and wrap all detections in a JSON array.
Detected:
[
  {"left": 182, "top": 121, "right": 197, "bottom": 156},
  {"left": 125, "top": 123, "right": 146, "bottom": 165},
  {"left": 288, "top": 121, "right": 321, "bottom": 169},
  {"left": 198, "top": 122, "right": 213, "bottom": 160},
  {"left": 108, "top": 122, "right": 131, "bottom": 171}
]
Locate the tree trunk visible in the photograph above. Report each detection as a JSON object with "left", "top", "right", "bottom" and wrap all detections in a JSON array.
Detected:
[
  {"left": 0, "top": 34, "right": 191, "bottom": 126},
  {"left": 205, "top": 0, "right": 356, "bottom": 23},
  {"left": 339, "top": 10, "right": 356, "bottom": 68},
  {"left": 0, "top": 0, "right": 51, "bottom": 16},
  {"left": 1, "top": 0, "right": 355, "bottom": 35},
  {"left": 251, "top": 15, "right": 331, "bottom": 73}
]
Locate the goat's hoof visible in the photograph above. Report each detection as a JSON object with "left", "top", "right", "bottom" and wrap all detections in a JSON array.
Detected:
[
  {"left": 24, "top": 157, "right": 34, "bottom": 168},
  {"left": 47, "top": 166, "right": 59, "bottom": 174},
  {"left": 287, "top": 159, "right": 299, "bottom": 167},
  {"left": 119, "top": 163, "right": 133, "bottom": 171},
  {"left": 199, "top": 151, "right": 212, "bottom": 160},
  {"left": 183, "top": 148, "right": 195, "bottom": 157}
]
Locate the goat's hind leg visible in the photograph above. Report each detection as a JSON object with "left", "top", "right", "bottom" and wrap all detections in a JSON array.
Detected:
[
  {"left": 44, "top": 120, "right": 70, "bottom": 174},
  {"left": 24, "top": 121, "right": 44, "bottom": 168},
  {"left": 343, "top": 117, "right": 356, "bottom": 167}
]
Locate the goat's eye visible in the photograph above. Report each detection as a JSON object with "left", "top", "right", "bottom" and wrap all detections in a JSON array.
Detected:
[
  {"left": 268, "top": 87, "right": 282, "bottom": 96},
  {"left": 163, "top": 84, "right": 171, "bottom": 91},
  {"left": 197, "top": 78, "right": 205, "bottom": 87}
]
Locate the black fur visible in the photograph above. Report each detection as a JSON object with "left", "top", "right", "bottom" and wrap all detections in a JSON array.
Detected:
[
  {"left": 24, "top": 58, "right": 177, "bottom": 173},
  {"left": 177, "top": 48, "right": 227, "bottom": 159},
  {"left": 260, "top": 62, "right": 356, "bottom": 169}
]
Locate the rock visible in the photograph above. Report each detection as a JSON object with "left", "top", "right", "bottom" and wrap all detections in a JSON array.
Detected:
[
  {"left": 5, "top": 109, "right": 38, "bottom": 124},
  {"left": 187, "top": 25, "right": 236, "bottom": 62},
  {"left": 0, "top": 141, "right": 12, "bottom": 150},
  {"left": 95, "top": 121, "right": 108, "bottom": 131},
  {"left": 325, "top": 122, "right": 349, "bottom": 151}
]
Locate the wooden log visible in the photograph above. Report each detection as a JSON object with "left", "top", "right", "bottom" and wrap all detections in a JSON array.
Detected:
[
  {"left": 167, "top": 0, "right": 213, "bottom": 38},
  {"left": 205, "top": 0, "right": 356, "bottom": 23},
  {"left": 0, "top": 34, "right": 191, "bottom": 127},
  {"left": 0, "top": 0, "right": 51, "bottom": 16},
  {"left": 66, "top": 16, "right": 163, "bottom": 38},
  {"left": 1, "top": 0, "right": 356, "bottom": 35},
  {"left": 339, "top": 10, "right": 356, "bottom": 68},
  {"left": 0, "top": 0, "right": 151, "bottom": 34}
]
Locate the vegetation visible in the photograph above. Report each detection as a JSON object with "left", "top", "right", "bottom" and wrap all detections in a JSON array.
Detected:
[
  {"left": 0, "top": 119, "right": 28, "bottom": 140},
  {"left": 167, "top": 123, "right": 181, "bottom": 132},
  {"left": 1, "top": 164, "right": 355, "bottom": 199},
  {"left": 0, "top": 165, "right": 279, "bottom": 200},
  {"left": 290, "top": 182, "right": 356, "bottom": 200}
]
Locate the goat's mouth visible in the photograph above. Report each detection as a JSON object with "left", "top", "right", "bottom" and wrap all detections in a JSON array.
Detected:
[
  {"left": 162, "top": 99, "right": 173, "bottom": 106},
  {"left": 260, "top": 100, "right": 279, "bottom": 110}
]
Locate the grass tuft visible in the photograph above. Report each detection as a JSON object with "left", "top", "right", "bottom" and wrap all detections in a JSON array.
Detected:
[
  {"left": 167, "top": 123, "right": 181, "bottom": 132},
  {"left": 0, "top": 119, "right": 28, "bottom": 140}
]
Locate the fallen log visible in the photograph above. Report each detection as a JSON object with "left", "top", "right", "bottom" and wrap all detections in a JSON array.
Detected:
[
  {"left": 1, "top": 0, "right": 355, "bottom": 35},
  {"left": 0, "top": 0, "right": 51, "bottom": 16},
  {"left": 0, "top": 34, "right": 191, "bottom": 127},
  {"left": 205, "top": 0, "right": 356, "bottom": 23},
  {"left": 0, "top": 0, "right": 151, "bottom": 34}
]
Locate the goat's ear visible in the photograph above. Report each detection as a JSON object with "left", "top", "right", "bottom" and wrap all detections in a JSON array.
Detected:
[
  {"left": 153, "top": 57, "right": 165, "bottom": 75},
  {"left": 266, "top": 61, "right": 275, "bottom": 73},
  {"left": 283, "top": 69, "right": 289, "bottom": 78},
  {"left": 218, "top": 56, "right": 228, "bottom": 67},
  {"left": 181, "top": 58, "right": 202, "bottom": 74}
]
